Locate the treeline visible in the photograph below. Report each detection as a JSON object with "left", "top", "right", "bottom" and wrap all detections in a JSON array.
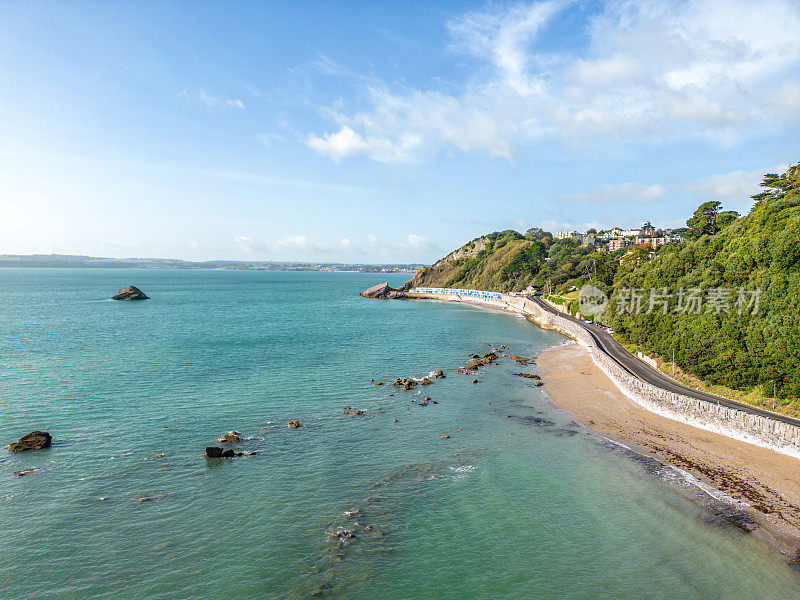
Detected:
[{"left": 607, "top": 165, "right": 800, "bottom": 398}]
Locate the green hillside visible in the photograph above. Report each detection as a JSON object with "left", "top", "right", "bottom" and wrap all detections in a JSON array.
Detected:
[
  {"left": 405, "top": 163, "right": 800, "bottom": 400},
  {"left": 607, "top": 164, "right": 800, "bottom": 399}
]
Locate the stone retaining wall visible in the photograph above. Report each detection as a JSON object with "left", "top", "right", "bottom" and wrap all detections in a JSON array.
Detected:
[{"left": 411, "top": 292, "right": 800, "bottom": 459}]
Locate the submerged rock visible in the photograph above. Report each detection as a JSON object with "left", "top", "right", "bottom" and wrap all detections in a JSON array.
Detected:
[
  {"left": 7, "top": 431, "right": 51, "bottom": 452},
  {"left": 112, "top": 286, "right": 149, "bottom": 301},
  {"left": 513, "top": 372, "right": 541, "bottom": 380},
  {"left": 510, "top": 355, "right": 532, "bottom": 365},
  {"left": 12, "top": 467, "right": 41, "bottom": 477},
  {"left": 287, "top": 420, "right": 302, "bottom": 429}
]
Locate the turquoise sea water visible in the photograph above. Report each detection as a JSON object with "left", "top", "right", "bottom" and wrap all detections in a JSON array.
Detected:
[{"left": 1, "top": 269, "right": 798, "bottom": 599}]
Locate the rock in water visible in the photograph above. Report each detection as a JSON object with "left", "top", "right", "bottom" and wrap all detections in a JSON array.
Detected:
[
  {"left": 359, "top": 282, "right": 409, "bottom": 299},
  {"left": 8, "top": 431, "right": 51, "bottom": 452},
  {"left": 218, "top": 431, "right": 242, "bottom": 444},
  {"left": 205, "top": 446, "right": 236, "bottom": 458},
  {"left": 112, "top": 286, "right": 149, "bottom": 301}
]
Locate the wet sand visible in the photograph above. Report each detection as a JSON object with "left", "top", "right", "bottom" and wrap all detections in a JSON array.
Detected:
[{"left": 538, "top": 342, "right": 800, "bottom": 559}]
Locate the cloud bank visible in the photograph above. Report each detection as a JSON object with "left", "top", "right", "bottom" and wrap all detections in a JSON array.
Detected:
[{"left": 305, "top": 0, "right": 800, "bottom": 163}]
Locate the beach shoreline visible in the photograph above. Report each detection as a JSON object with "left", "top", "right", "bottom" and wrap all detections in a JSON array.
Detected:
[{"left": 537, "top": 342, "right": 800, "bottom": 561}]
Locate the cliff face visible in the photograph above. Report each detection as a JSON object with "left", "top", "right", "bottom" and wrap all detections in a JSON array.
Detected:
[{"left": 399, "top": 232, "right": 549, "bottom": 292}]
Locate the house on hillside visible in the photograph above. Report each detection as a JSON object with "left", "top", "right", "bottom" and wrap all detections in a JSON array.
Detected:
[{"left": 609, "top": 238, "right": 632, "bottom": 251}]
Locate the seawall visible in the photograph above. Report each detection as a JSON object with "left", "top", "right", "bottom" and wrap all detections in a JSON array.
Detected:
[{"left": 408, "top": 291, "right": 800, "bottom": 460}]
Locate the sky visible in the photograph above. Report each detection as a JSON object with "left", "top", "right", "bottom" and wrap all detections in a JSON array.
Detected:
[{"left": 1, "top": 0, "right": 798, "bottom": 263}]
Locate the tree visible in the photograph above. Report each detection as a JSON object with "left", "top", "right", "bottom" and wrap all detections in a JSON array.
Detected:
[{"left": 686, "top": 201, "right": 722, "bottom": 239}]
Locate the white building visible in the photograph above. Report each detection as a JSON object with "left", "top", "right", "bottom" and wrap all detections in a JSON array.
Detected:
[{"left": 555, "top": 230, "right": 579, "bottom": 240}]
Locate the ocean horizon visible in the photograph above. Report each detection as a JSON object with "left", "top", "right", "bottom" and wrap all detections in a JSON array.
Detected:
[{"left": 2, "top": 269, "right": 798, "bottom": 598}]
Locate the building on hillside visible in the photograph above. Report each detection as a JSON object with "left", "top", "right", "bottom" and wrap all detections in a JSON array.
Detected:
[
  {"left": 555, "top": 230, "right": 580, "bottom": 240},
  {"left": 640, "top": 222, "right": 655, "bottom": 236},
  {"left": 621, "top": 228, "right": 641, "bottom": 237},
  {"left": 635, "top": 236, "right": 670, "bottom": 249},
  {"left": 609, "top": 238, "right": 632, "bottom": 251},
  {"left": 633, "top": 235, "right": 684, "bottom": 249}
]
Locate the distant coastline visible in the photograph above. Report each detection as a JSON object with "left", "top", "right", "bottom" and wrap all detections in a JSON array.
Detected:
[{"left": 0, "top": 254, "right": 423, "bottom": 273}]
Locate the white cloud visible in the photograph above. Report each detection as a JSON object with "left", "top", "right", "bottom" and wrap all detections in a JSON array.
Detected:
[
  {"left": 306, "top": 126, "right": 400, "bottom": 163},
  {"left": 571, "top": 54, "right": 647, "bottom": 88},
  {"left": 447, "top": 1, "right": 564, "bottom": 97},
  {"left": 305, "top": 0, "right": 800, "bottom": 163}
]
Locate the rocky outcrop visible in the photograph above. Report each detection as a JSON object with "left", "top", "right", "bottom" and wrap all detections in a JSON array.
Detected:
[
  {"left": 461, "top": 352, "right": 499, "bottom": 373},
  {"left": 393, "top": 377, "right": 418, "bottom": 390},
  {"left": 288, "top": 420, "right": 302, "bottom": 428},
  {"left": 218, "top": 431, "right": 242, "bottom": 444},
  {"left": 205, "top": 446, "right": 256, "bottom": 458},
  {"left": 359, "top": 282, "right": 411, "bottom": 299},
  {"left": 8, "top": 431, "right": 51, "bottom": 452},
  {"left": 205, "top": 446, "right": 231, "bottom": 458},
  {"left": 112, "top": 286, "right": 149, "bottom": 301}
]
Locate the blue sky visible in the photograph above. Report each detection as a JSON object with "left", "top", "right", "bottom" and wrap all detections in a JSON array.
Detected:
[{"left": 1, "top": 1, "right": 798, "bottom": 263}]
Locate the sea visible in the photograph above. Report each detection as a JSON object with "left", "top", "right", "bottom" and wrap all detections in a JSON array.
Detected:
[{"left": 1, "top": 269, "right": 798, "bottom": 599}]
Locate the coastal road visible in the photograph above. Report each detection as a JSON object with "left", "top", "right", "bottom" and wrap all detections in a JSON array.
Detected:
[{"left": 527, "top": 295, "right": 800, "bottom": 429}]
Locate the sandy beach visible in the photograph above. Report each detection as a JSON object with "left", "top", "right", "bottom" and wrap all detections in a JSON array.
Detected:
[{"left": 538, "top": 342, "right": 800, "bottom": 559}]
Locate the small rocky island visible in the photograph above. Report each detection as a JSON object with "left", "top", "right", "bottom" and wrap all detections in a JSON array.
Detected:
[
  {"left": 7, "top": 431, "right": 52, "bottom": 452},
  {"left": 112, "top": 286, "right": 149, "bottom": 301}
]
